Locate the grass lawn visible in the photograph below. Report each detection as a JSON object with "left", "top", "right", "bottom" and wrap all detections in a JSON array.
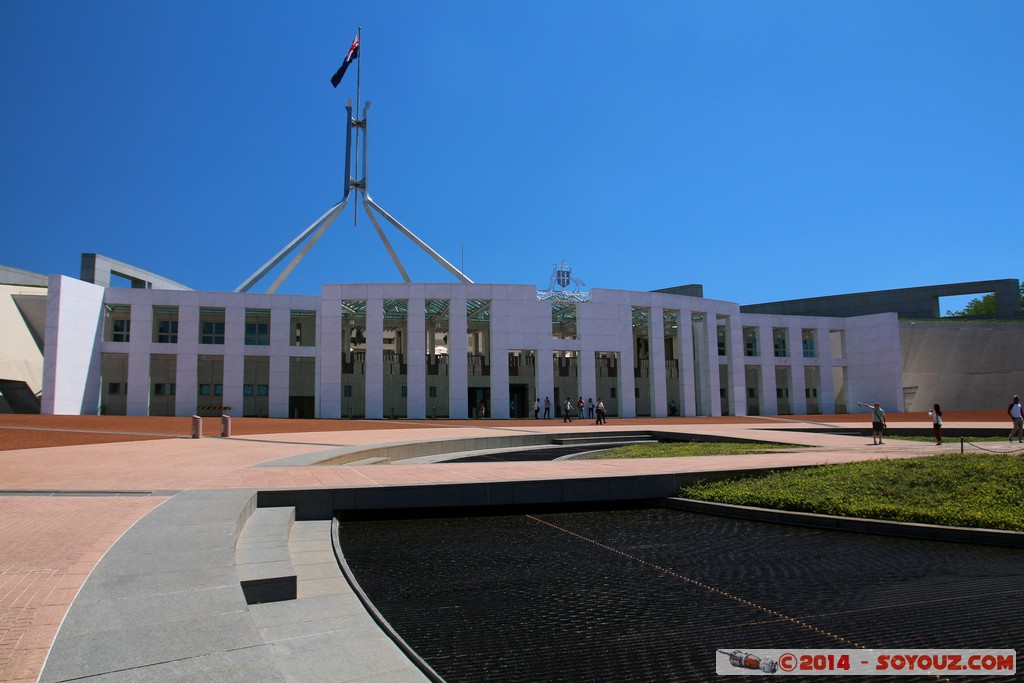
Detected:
[{"left": 678, "top": 453, "right": 1024, "bottom": 531}]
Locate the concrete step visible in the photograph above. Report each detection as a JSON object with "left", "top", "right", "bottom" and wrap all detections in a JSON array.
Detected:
[
  {"left": 552, "top": 433, "right": 658, "bottom": 446},
  {"left": 235, "top": 506, "right": 297, "bottom": 604}
]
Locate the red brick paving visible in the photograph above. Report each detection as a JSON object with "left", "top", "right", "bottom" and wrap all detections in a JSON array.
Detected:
[
  {"left": 0, "top": 410, "right": 1012, "bottom": 682},
  {"left": 0, "top": 410, "right": 1009, "bottom": 452},
  {"left": 0, "top": 496, "right": 166, "bottom": 683}
]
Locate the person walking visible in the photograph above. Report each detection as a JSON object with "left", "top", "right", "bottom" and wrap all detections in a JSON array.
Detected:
[
  {"left": 595, "top": 398, "right": 606, "bottom": 425},
  {"left": 1008, "top": 396, "right": 1023, "bottom": 443},
  {"left": 543, "top": 397, "right": 551, "bottom": 419},
  {"left": 534, "top": 398, "right": 541, "bottom": 419},
  {"left": 563, "top": 398, "right": 573, "bottom": 423},
  {"left": 928, "top": 404, "right": 943, "bottom": 445},
  {"left": 857, "top": 401, "right": 886, "bottom": 445}
]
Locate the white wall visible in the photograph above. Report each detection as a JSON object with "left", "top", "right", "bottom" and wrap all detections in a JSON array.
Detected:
[
  {"left": 41, "top": 276, "right": 105, "bottom": 414},
  {"left": 41, "top": 278, "right": 904, "bottom": 419}
]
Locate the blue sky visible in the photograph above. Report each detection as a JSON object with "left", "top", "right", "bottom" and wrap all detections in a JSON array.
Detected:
[{"left": 3, "top": 1, "right": 1022, "bottom": 306}]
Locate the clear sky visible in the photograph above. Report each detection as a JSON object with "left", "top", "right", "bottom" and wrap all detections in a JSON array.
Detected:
[{"left": 3, "top": 1, "right": 1022, "bottom": 305}]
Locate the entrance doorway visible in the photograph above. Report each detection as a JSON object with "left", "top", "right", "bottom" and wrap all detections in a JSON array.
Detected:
[
  {"left": 509, "top": 384, "right": 529, "bottom": 419},
  {"left": 468, "top": 387, "right": 490, "bottom": 418}
]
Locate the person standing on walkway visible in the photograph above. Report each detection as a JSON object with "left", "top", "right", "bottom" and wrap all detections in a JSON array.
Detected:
[
  {"left": 534, "top": 398, "right": 541, "bottom": 419},
  {"left": 596, "top": 398, "right": 606, "bottom": 425},
  {"left": 928, "top": 404, "right": 943, "bottom": 445},
  {"left": 563, "top": 398, "right": 573, "bottom": 423},
  {"left": 587, "top": 398, "right": 594, "bottom": 419},
  {"left": 576, "top": 396, "right": 585, "bottom": 419},
  {"left": 1008, "top": 396, "right": 1023, "bottom": 443},
  {"left": 544, "top": 397, "right": 551, "bottom": 419},
  {"left": 857, "top": 401, "right": 885, "bottom": 445}
]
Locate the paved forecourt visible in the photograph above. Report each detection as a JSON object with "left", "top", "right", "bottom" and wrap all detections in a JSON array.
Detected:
[{"left": 0, "top": 413, "right": 1017, "bottom": 682}]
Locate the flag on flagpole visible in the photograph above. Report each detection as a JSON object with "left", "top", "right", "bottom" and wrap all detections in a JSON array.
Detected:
[{"left": 330, "top": 34, "right": 360, "bottom": 88}]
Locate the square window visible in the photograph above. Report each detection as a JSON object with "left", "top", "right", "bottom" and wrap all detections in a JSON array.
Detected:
[
  {"left": 243, "top": 384, "right": 254, "bottom": 396},
  {"left": 214, "top": 384, "right": 223, "bottom": 396},
  {"left": 257, "top": 384, "right": 268, "bottom": 396},
  {"left": 201, "top": 322, "right": 225, "bottom": 345},
  {"left": 108, "top": 382, "right": 121, "bottom": 395},
  {"left": 156, "top": 320, "right": 178, "bottom": 344},
  {"left": 199, "top": 384, "right": 211, "bottom": 396}
]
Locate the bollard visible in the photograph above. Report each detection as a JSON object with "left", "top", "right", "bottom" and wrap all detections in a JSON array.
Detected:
[
  {"left": 221, "top": 414, "right": 232, "bottom": 438},
  {"left": 191, "top": 415, "right": 202, "bottom": 439}
]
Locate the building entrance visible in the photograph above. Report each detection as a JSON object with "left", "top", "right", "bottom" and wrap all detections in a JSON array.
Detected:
[{"left": 469, "top": 387, "right": 490, "bottom": 418}]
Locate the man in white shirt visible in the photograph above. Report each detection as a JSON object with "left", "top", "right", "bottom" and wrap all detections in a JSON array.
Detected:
[{"left": 1008, "top": 396, "right": 1023, "bottom": 443}]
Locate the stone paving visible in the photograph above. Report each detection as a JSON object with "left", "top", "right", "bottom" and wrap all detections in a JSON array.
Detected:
[{"left": 0, "top": 412, "right": 1017, "bottom": 682}]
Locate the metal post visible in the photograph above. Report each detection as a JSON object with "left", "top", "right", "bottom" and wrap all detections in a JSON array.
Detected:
[{"left": 191, "top": 415, "right": 202, "bottom": 439}]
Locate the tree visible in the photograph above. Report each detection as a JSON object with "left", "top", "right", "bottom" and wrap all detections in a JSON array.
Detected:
[
  {"left": 944, "top": 283, "right": 1024, "bottom": 318},
  {"left": 945, "top": 294, "right": 997, "bottom": 317}
]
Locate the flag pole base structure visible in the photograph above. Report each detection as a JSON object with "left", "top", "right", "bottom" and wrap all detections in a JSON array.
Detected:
[{"left": 236, "top": 101, "right": 472, "bottom": 294}]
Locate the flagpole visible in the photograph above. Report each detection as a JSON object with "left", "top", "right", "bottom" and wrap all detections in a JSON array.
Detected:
[
  {"left": 355, "top": 27, "right": 362, "bottom": 118},
  {"left": 353, "top": 27, "right": 362, "bottom": 227}
]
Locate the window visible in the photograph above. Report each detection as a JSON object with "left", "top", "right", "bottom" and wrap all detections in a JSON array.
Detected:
[
  {"left": 773, "top": 328, "right": 788, "bottom": 357},
  {"left": 552, "top": 302, "right": 577, "bottom": 340},
  {"left": 245, "top": 309, "right": 271, "bottom": 346},
  {"left": 717, "top": 325, "right": 727, "bottom": 356},
  {"left": 243, "top": 384, "right": 254, "bottom": 396},
  {"left": 156, "top": 320, "right": 178, "bottom": 344},
  {"left": 743, "top": 327, "right": 759, "bottom": 357},
  {"left": 153, "top": 307, "right": 179, "bottom": 343},
  {"left": 112, "top": 319, "right": 130, "bottom": 343},
  {"left": 214, "top": 384, "right": 224, "bottom": 396},
  {"left": 108, "top": 382, "right": 122, "bottom": 395},
  {"left": 201, "top": 322, "right": 225, "bottom": 345},
  {"left": 104, "top": 305, "right": 132, "bottom": 342},
  {"left": 802, "top": 329, "right": 817, "bottom": 358},
  {"left": 199, "top": 384, "right": 211, "bottom": 396},
  {"left": 256, "top": 384, "right": 267, "bottom": 396},
  {"left": 199, "top": 308, "right": 225, "bottom": 344}
]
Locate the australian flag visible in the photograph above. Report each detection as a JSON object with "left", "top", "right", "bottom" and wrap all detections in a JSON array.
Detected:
[{"left": 330, "top": 33, "right": 360, "bottom": 88}]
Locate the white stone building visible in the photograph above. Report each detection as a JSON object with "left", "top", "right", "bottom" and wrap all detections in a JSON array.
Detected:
[{"left": 41, "top": 273, "right": 903, "bottom": 419}]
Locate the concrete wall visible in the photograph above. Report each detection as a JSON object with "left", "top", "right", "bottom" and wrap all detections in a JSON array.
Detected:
[
  {"left": 41, "top": 276, "right": 106, "bottom": 415},
  {"left": 743, "top": 279, "right": 1022, "bottom": 320},
  {"left": 900, "top": 320, "right": 1024, "bottom": 412}
]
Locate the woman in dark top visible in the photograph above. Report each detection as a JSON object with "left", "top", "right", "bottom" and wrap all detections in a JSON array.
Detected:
[{"left": 929, "top": 404, "right": 942, "bottom": 445}]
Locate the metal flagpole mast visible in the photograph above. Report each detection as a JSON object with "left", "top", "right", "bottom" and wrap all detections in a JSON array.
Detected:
[
  {"left": 353, "top": 27, "right": 362, "bottom": 227},
  {"left": 236, "top": 28, "right": 475, "bottom": 292}
]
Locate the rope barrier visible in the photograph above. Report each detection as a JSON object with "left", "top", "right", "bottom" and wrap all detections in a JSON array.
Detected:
[{"left": 958, "top": 436, "right": 1024, "bottom": 454}]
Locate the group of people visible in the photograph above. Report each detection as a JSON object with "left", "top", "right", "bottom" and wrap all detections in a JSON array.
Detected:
[
  {"left": 858, "top": 400, "right": 945, "bottom": 445},
  {"left": 860, "top": 396, "right": 1024, "bottom": 447},
  {"left": 550, "top": 396, "right": 607, "bottom": 424}
]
